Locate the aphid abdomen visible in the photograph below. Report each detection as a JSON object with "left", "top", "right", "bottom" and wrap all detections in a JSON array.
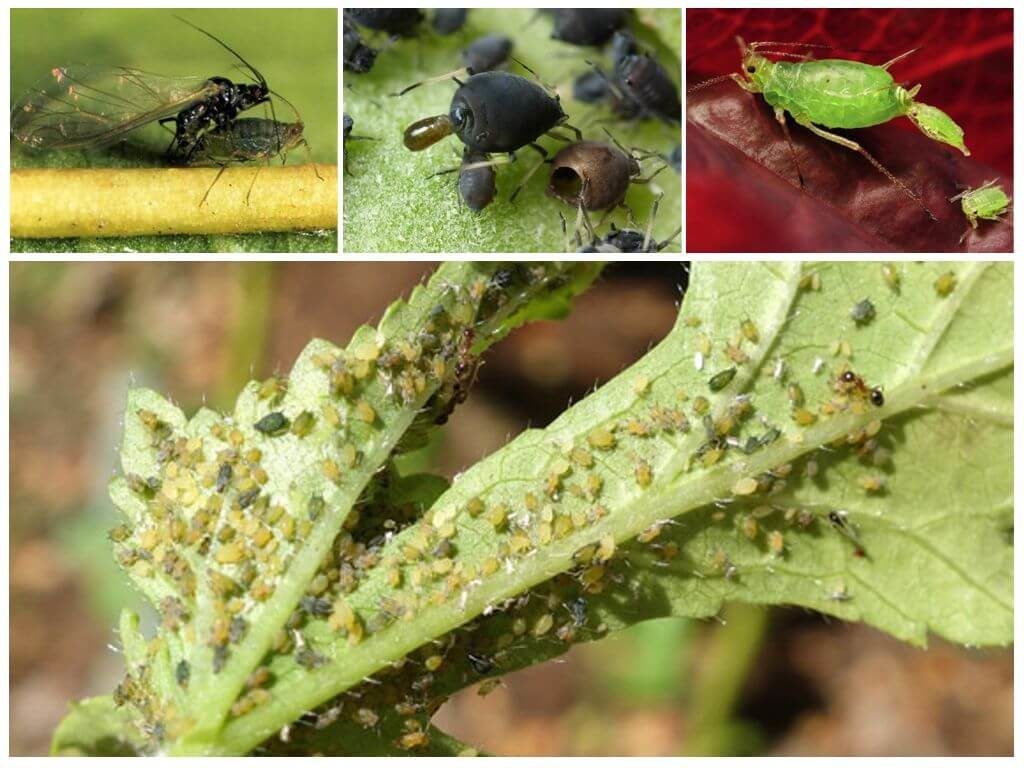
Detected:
[
  {"left": 968, "top": 187, "right": 1010, "bottom": 221},
  {"left": 452, "top": 72, "right": 565, "bottom": 153},
  {"left": 618, "top": 56, "right": 681, "bottom": 122},
  {"left": 766, "top": 59, "right": 903, "bottom": 129},
  {"left": 458, "top": 150, "right": 497, "bottom": 211}
]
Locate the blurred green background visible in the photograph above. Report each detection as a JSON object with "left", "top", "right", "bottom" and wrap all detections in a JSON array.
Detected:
[
  {"left": 9, "top": 263, "right": 1011, "bottom": 756},
  {"left": 342, "top": 8, "right": 681, "bottom": 252},
  {"left": 10, "top": 8, "right": 337, "bottom": 253}
]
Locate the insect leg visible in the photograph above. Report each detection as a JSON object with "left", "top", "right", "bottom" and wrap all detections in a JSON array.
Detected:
[
  {"left": 794, "top": 116, "right": 938, "bottom": 222},
  {"left": 199, "top": 165, "right": 229, "bottom": 208},
  {"left": 773, "top": 107, "right": 805, "bottom": 187},
  {"left": 642, "top": 196, "right": 660, "bottom": 251},
  {"left": 879, "top": 48, "right": 919, "bottom": 71},
  {"left": 631, "top": 164, "right": 667, "bottom": 185},
  {"left": 509, "top": 144, "right": 550, "bottom": 202}
]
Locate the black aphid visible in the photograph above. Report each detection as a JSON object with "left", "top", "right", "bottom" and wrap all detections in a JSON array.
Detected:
[
  {"left": 433, "top": 8, "right": 468, "bottom": 36},
  {"left": 573, "top": 69, "right": 610, "bottom": 103},
  {"left": 462, "top": 34, "right": 513, "bottom": 74},
  {"left": 343, "top": 112, "right": 377, "bottom": 174},
  {"left": 343, "top": 14, "right": 379, "bottom": 73},
  {"left": 346, "top": 9, "right": 424, "bottom": 38},
  {"left": 610, "top": 30, "right": 681, "bottom": 124},
  {"left": 466, "top": 652, "right": 496, "bottom": 676},
  {"left": 12, "top": 17, "right": 279, "bottom": 162},
  {"left": 254, "top": 411, "right": 290, "bottom": 435},
  {"left": 545, "top": 9, "right": 630, "bottom": 46},
  {"left": 667, "top": 144, "right": 681, "bottom": 173}
]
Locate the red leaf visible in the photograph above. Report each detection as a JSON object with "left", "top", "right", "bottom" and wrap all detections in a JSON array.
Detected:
[{"left": 686, "top": 8, "right": 1013, "bottom": 252}]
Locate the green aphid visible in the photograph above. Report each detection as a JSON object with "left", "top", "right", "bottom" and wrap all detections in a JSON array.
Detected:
[
  {"left": 708, "top": 367, "right": 737, "bottom": 392},
  {"left": 697, "top": 38, "right": 971, "bottom": 221},
  {"left": 949, "top": 179, "right": 1011, "bottom": 243}
]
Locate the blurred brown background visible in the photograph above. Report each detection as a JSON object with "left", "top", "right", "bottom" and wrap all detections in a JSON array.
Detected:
[{"left": 9, "top": 262, "right": 1011, "bottom": 756}]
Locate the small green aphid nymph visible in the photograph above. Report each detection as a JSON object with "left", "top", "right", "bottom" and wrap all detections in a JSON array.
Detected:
[{"left": 949, "top": 179, "right": 1011, "bottom": 244}]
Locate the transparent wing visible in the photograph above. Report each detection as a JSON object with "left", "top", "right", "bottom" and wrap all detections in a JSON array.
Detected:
[{"left": 11, "top": 66, "right": 221, "bottom": 150}]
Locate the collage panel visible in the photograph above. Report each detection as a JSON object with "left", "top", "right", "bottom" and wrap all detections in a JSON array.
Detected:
[
  {"left": 343, "top": 9, "right": 681, "bottom": 253},
  {"left": 10, "top": 8, "right": 338, "bottom": 253},
  {"left": 686, "top": 7, "right": 1012, "bottom": 253},
  {"left": 9, "top": 261, "right": 1012, "bottom": 756}
]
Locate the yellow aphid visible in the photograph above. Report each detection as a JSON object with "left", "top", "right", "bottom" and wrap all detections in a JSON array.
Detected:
[
  {"left": 481, "top": 557, "right": 500, "bottom": 576},
  {"left": 882, "top": 263, "right": 901, "bottom": 293},
  {"left": 215, "top": 542, "right": 245, "bottom": 564},
  {"left": 692, "top": 396, "right": 710, "bottom": 415},
  {"left": 684, "top": 315, "right": 702, "bottom": 328},
  {"left": 633, "top": 375, "right": 651, "bottom": 395},
  {"left": 858, "top": 474, "right": 887, "bottom": 493},
  {"left": 596, "top": 533, "right": 616, "bottom": 563},
  {"left": 587, "top": 427, "right": 616, "bottom": 450},
  {"left": 732, "top": 477, "right": 759, "bottom": 496},
  {"left": 571, "top": 447, "right": 594, "bottom": 468},
  {"left": 625, "top": 419, "right": 649, "bottom": 436},
  {"left": 340, "top": 443, "right": 358, "bottom": 468},
  {"left": 322, "top": 459, "right": 341, "bottom": 483},
  {"left": 532, "top": 613, "right": 554, "bottom": 637},
  {"left": 425, "top": 655, "right": 444, "bottom": 672},
  {"left": 634, "top": 460, "right": 653, "bottom": 488},
  {"left": 697, "top": 333, "right": 712, "bottom": 356},
  {"left": 935, "top": 271, "right": 957, "bottom": 297},
  {"left": 486, "top": 502, "right": 508, "bottom": 530},
  {"left": 465, "top": 497, "right": 484, "bottom": 518},
  {"left": 355, "top": 400, "right": 376, "bottom": 424},
  {"left": 700, "top": 448, "right": 723, "bottom": 468},
  {"left": 322, "top": 403, "right": 341, "bottom": 428},
  {"left": 740, "top": 319, "right": 759, "bottom": 344},
  {"left": 792, "top": 407, "right": 817, "bottom": 426},
  {"left": 741, "top": 516, "right": 758, "bottom": 540},
  {"left": 767, "top": 530, "right": 784, "bottom": 555}
]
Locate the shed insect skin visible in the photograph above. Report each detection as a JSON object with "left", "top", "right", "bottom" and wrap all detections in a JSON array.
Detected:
[
  {"left": 693, "top": 37, "right": 972, "bottom": 221},
  {"left": 949, "top": 179, "right": 1012, "bottom": 243},
  {"left": 546, "top": 131, "right": 665, "bottom": 212}
]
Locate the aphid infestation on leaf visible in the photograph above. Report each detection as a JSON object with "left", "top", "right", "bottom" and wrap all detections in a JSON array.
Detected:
[{"left": 49, "top": 261, "right": 1011, "bottom": 757}]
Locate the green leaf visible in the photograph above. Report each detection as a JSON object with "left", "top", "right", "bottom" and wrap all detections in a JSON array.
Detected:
[
  {"left": 90, "top": 262, "right": 600, "bottom": 755},
  {"left": 343, "top": 8, "right": 681, "bottom": 252},
  {"left": 223, "top": 261, "right": 1009, "bottom": 755},
  {"left": 51, "top": 696, "right": 144, "bottom": 756},
  {"left": 11, "top": 8, "right": 337, "bottom": 252}
]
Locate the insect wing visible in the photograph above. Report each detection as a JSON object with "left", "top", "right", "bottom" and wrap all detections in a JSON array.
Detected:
[{"left": 11, "top": 66, "right": 221, "bottom": 150}]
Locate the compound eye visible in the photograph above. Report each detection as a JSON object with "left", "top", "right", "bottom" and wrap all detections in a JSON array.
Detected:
[
  {"left": 451, "top": 106, "right": 467, "bottom": 126},
  {"left": 746, "top": 65, "right": 756, "bottom": 74}
]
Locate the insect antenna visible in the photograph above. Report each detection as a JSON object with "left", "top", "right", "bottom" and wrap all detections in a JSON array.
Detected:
[
  {"left": 686, "top": 74, "right": 735, "bottom": 94},
  {"left": 175, "top": 16, "right": 268, "bottom": 87},
  {"left": 510, "top": 57, "right": 558, "bottom": 94},
  {"left": 390, "top": 67, "right": 469, "bottom": 97}
]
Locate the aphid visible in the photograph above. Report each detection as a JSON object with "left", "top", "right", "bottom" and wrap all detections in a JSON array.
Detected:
[
  {"left": 573, "top": 69, "right": 610, "bottom": 103},
  {"left": 858, "top": 474, "right": 887, "bottom": 493},
  {"left": 462, "top": 34, "right": 513, "bottom": 74},
  {"left": 189, "top": 117, "right": 320, "bottom": 206},
  {"left": 546, "top": 132, "right": 663, "bottom": 212},
  {"left": 13, "top": 18, "right": 277, "bottom": 162},
  {"left": 342, "top": 112, "right": 377, "bottom": 175},
  {"left": 767, "top": 530, "right": 785, "bottom": 556},
  {"left": 432, "top": 8, "right": 468, "bottom": 36},
  {"left": 290, "top": 410, "right": 316, "bottom": 438},
  {"left": 934, "top": 270, "right": 957, "bottom": 297},
  {"left": 740, "top": 319, "right": 759, "bottom": 344},
  {"left": 569, "top": 194, "right": 680, "bottom": 253},
  {"left": 345, "top": 9, "right": 424, "bottom": 38},
  {"left": 466, "top": 652, "right": 495, "bottom": 676},
  {"left": 787, "top": 382, "right": 804, "bottom": 407},
  {"left": 850, "top": 299, "right": 876, "bottom": 326},
  {"left": 708, "top": 367, "right": 737, "bottom": 392},
  {"left": 398, "top": 731, "right": 430, "bottom": 750},
  {"left": 176, "top": 660, "right": 190, "bottom": 687},
  {"left": 397, "top": 66, "right": 581, "bottom": 191},
  {"left": 733, "top": 477, "right": 758, "bottom": 496},
  {"left": 565, "top": 597, "right": 588, "bottom": 627},
  {"left": 691, "top": 38, "right": 971, "bottom": 220},
  {"left": 608, "top": 30, "right": 682, "bottom": 124},
  {"left": 254, "top": 411, "right": 289, "bottom": 435},
  {"left": 881, "top": 263, "right": 901, "bottom": 294},
  {"left": 343, "top": 14, "right": 379, "bottom": 73},
  {"left": 430, "top": 149, "right": 497, "bottom": 212},
  {"left": 544, "top": 9, "right": 629, "bottom": 46},
  {"left": 949, "top": 179, "right": 1011, "bottom": 243},
  {"left": 667, "top": 144, "right": 681, "bottom": 174},
  {"left": 434, "top": 328, "right": 480, "bottom": 424},
  {"left": 301, "top": 596, "right": 333, "bottom": 617}
]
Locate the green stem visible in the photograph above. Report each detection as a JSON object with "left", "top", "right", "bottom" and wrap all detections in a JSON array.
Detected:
[
  {"left": 216, "top": 263, "right": 274, "bottom": 409},
  {"left": 683, "top": 603, "right": 768, "bottom": 756}
]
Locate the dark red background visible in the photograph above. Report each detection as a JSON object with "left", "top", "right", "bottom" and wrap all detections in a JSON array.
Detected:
[{"left": 686, "top": 8, "right": 1013, "bottom": 252}]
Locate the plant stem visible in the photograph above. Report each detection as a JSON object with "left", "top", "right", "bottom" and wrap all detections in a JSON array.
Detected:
[
  {"left": 216, "top": 263, "right": 275, "bottom": 409},
  {"left": 11, "top": 164, "right": 336, "bottom": 238},
  {"left": 683, "top": 604, "right": 769, "bottom": 755}
]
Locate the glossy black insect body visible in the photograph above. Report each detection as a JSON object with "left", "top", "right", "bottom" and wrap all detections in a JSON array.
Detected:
[
  {"left": 546, "top": 9, "right": 629, "bottom": 46},
  {"left": 611, "top": 31, "right": 681, "bottom": 124},
  {"left": 343, "top": 14, "right": 378, "bottom": 73},
  {"left": 462, "top": 34, "right": 513, "bottom": 74},
  {"left": 466, "top": 652, "right": 495, "bottom": 676},
  {"left": 343, "top": 112, "right": 376, "bottom": 174},
  {"left": 12, "top": 18, "right": 274, "bottom": 161},
  {"left": 433, "top": 8, "right": 468, "bottom": 36},
  {"left": 667, "top": 144, "right": 681, "bottom": 173},
  {"left": 346, "top": 9, "right": 424, "bottom": 38},
  {"left": 458, "top": 150, "right": 497, "bottom": 211},
  {"left": 403, "top": 71, "right": 568, "bottom": 154}
]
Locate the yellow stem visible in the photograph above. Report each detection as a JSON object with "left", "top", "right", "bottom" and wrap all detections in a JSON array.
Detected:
[{"left": 11, "top": 164, "right": 336, "bottom": 238}]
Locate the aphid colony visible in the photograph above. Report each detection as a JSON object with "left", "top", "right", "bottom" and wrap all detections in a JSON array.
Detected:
[{"left": 107, "top": 264, "right": 590, "bottom": 747}]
